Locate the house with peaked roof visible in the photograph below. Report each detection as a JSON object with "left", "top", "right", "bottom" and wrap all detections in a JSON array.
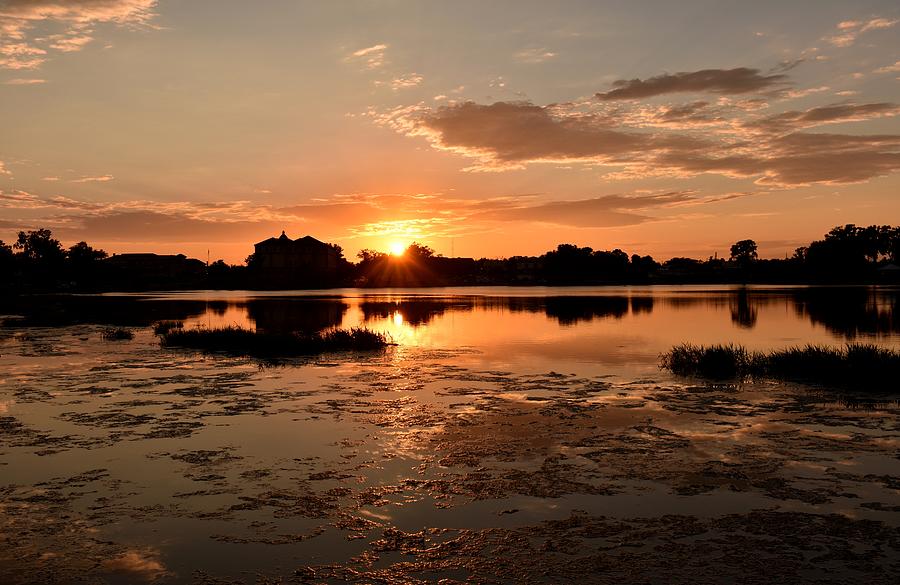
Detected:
[{"left": 253, "top": 232, "right": 341, "bottom": 286}]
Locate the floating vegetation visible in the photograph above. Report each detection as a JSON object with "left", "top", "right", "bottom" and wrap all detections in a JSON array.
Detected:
[
  {"left": 100, "top": 327, "right": 134, "bottom": 341},
  {"left": 152, "top": 320, "right": 183, "bottom": 335},
  {"left": 160, "top": 326, "right": 392, "bottom": 357},
  {"left": 660, "top": 343, "right": 900, "bottom": 391}
]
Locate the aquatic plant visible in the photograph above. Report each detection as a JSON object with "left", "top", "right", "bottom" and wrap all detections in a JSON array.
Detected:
[
  {"left": 160, "top": 326, "right": 391, "bottom": 357},
  {"left": 100, "top": 327, "right": 134, "bottom": 341},
  {"left": 152, "top": 320, "right": 184, "bottom": 335},
  {"left": 660, "top": 343, "right": 900, "bottom": 391}
]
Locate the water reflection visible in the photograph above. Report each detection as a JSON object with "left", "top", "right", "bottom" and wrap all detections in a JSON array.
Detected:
[
  {"left": 360, "top": 299, "right": 465, "bottom": 326},
  {"left": 793, "top": 287, "right": 899, "bottom": 337},
  {"left": 247, "top": 299, "right": 347, "bottom": 333},
  {"left": 729, "top": 288, "right": 758, "bottom": 329},
  {"left": 2, "top": 286, "right": 898, "bottom": 348}
]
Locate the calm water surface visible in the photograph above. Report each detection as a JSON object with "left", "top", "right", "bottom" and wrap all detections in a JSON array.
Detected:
[{"left": 1, "top": 286, "right": 898, "bottom": 584}]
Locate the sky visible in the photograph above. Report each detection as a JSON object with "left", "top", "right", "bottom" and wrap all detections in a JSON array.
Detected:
[{"left": 1, "top": 0, "right": 899, "bottom": 263}]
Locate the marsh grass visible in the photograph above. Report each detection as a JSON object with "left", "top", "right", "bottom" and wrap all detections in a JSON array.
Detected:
[
  {"left": 100, "top": 327, "right": 134, "bottom": 341},
  {"left": 661, "top": 343, "right": 900, "bottom": 392},
  {"left": 160, "top": 326, "right": 392, "bottom": 357},
  {"left": 152, "top": 320, "right": 184, "bottom": 335}
]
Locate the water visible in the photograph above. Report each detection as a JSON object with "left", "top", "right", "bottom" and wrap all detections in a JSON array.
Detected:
[{"left": 1, "top": 286, "right": 898, "bottom": 584}]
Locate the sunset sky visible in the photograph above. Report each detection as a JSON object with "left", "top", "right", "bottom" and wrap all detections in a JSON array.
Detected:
[{"left": 2, "top": 0, "right": 899, "bottom": 263}]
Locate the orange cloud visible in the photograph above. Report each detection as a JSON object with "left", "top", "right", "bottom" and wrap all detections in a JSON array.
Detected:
[
  {"left": 346, "top": 43, "right": 388, "bottom": 70},
  {"left": 825, "top": 17, "right": 898, "bottom": 47},
  {"left": 0, "top": 0, "right": 157, "bottom": 70}
]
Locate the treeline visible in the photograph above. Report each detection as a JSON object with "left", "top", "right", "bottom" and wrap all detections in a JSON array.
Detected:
[
  {"left": 2, "top": 224, "right": 899, "bottom": 293},
  {"left": 0, "top": 229, "right": 250, "bottom": 292},
  {"left": 350, "top": 224, "right": 900, "bottom": 287}
]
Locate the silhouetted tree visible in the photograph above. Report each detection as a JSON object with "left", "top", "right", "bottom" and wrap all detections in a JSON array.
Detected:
[
  {"left": 15, "top": 229, "right": 66, "bottom": 264},
  {"left": 0, "top": 240, "right": 12, "bottom": 263},
  {"left": 406, "top": 242, "right": 435, "bottom": 259},
  {"left": 357, "top": 249, "right": 386, "bottom": 263},
  {"left": 327, "top": 243, "right": 345, "bottom": 260},
  {"left": 0, "top": 240, "right": 14, "bottom": 281},
  {"left": 68, "top": 241, "right": 107, "bottom": 264},
  {"left": 729, "top": 239, "right": 758, "bottom": 264}
]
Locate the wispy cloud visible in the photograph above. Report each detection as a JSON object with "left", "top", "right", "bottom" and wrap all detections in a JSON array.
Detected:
[
  {"left": 389, "top": 72, "right": 423, "bottom": 90},
  {"left": 346, "top": 43, "right": 388, "bottom": 70},
  {"left": 825, "top": 17, "right": 898, "bottom": 47},
  {"left": 875, "top": 60, "right": 900, "bottom": 74},
  {"left": 3, "top": 77, "right": 47, "bottom": 84},
  {"left": 0, "top": 0, "right": 158, "bottom": 70},
  {"left": 71, "top": 174, "right": 114, "bottom": 183},
  {"left": 514, "top": 47, "right": 558, "bottom": 64}
]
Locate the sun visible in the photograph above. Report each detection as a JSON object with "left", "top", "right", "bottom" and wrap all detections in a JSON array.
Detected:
[{"left": 388, "top": 242, "right": 407, "bottom": 256}]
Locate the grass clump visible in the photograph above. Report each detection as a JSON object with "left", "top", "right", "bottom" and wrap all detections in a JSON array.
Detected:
[
  {"left": 160, "top": 326, "right": 391, "bottom": 357},
  {"left": 100, "top": 327, "right": 134, "bottom": 341},
  {"left": 660, "top": 343, "right": 900, "bottom": 392},
  {"left": 152, "top": 320, "right": 184, "bottom": 335}
]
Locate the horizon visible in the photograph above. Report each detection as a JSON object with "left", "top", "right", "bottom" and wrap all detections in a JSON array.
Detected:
[{"left": 1, "top": 1, "right": 899, "bottom": 263}]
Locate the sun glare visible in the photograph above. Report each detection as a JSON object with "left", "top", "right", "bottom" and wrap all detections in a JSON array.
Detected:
[{"left": 388, "top": 242, "right": 407, "bottom": 256}]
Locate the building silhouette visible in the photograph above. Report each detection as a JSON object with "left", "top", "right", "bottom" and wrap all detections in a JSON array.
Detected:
[{"left": 253, "top": 232, "right": 340, "bottom": 286}]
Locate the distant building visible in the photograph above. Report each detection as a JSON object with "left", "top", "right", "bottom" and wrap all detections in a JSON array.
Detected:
[
  {"left": 253, "top": 232, "right": 340, "bottom": 285},
  {"left": 106, "top": 253, "right": 205, "bottom": 278},
  {"left": 101, "top": 253, "right": 206, "bottom": 289}
]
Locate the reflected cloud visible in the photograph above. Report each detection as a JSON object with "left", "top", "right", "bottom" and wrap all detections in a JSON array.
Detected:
[{"left": 101, "top": 548, "right": 168, "bottom": 582}]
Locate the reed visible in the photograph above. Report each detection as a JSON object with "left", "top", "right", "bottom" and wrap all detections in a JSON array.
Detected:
[
  {"left": 152, "top": 320, "right": 184, "bottom": 335},
  {"left": 100, "top": 327, "right": 134, "bottom": 341},
  {"left": 160, "top": 326, "right": 391, "bottom": 357},
  {"left": 660, "top": 343, "right": 899, "bottom": 392}
]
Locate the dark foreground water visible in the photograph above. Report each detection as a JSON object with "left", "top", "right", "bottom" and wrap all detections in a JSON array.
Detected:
[{"left": 1, "top": 286, "right": 898, "bottom": 584}]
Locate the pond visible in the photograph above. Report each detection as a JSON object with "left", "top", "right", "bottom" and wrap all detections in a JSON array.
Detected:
[{"left": 1, "top": 285, "right": 898, "bottom": 584}]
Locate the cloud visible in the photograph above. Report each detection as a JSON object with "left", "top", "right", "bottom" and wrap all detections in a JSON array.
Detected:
[
  {"left": 0, "top": 0, "right": 157, "bottom": 70},
  {"left": 3, "top": 77, "right": 46, "bottom": 84},
  {"left": 875, "top": 60, "right": 900, "bottom": 74},
  {"left": 101, "top": 548, "right": 168, "bottom": 582},
  {"left": 71, "top": 174, "right": 114, "bottom": 182},
  {"left": 744, "top": 102, "right": 900, "bottom": 135},
  {"left": 346, "top": 43, "right": 388, "bottom": 70},
  {"left": 281, "top": 189, "right": 734, "bottom": 231},
  {"left": 825, "top": 17, "right": 898, "bottom": 47},
  {"left": 48, "top": 33, "right": 93, "bottom": 52},
  {"left": 514, "top": 47, "right": 558, "bottom": 64},
  {"left": 377, "top": 89, "right": 900, "bottom": 185},
  {"left": 0, "top": 41, "right": 46, "bottom": 69},
  {"left": 56, "top": 210, "right": 284, "bottom": 242},
  {"left": 656, "top": 132, "right": 900, "bottom": 186},
  {"left": 0, "top": 189, "right": 42, "bottom": 208},
  {"left": 390, "top": 72, "right": 423, "bottom": 90},
  {"left": 0, "top": 186, "right": 754, "bottom": 249},
  {"left": 596, "top": 68, "right": 788, "bottom": 100},
  {"left": 401, "top": 101, "right": 663, "bottom": 169},
  {"left": 474, "top": 191, "right": 699, "bottom": 227},
  {"left": 0, "top": 161, "right": 10, "bottom": 176},
  {"left": 0, "top": 0, "right": 157, "bottom": 22},
  {"left": 781, "top": 86, "right": 829, "bottom": 99}
]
